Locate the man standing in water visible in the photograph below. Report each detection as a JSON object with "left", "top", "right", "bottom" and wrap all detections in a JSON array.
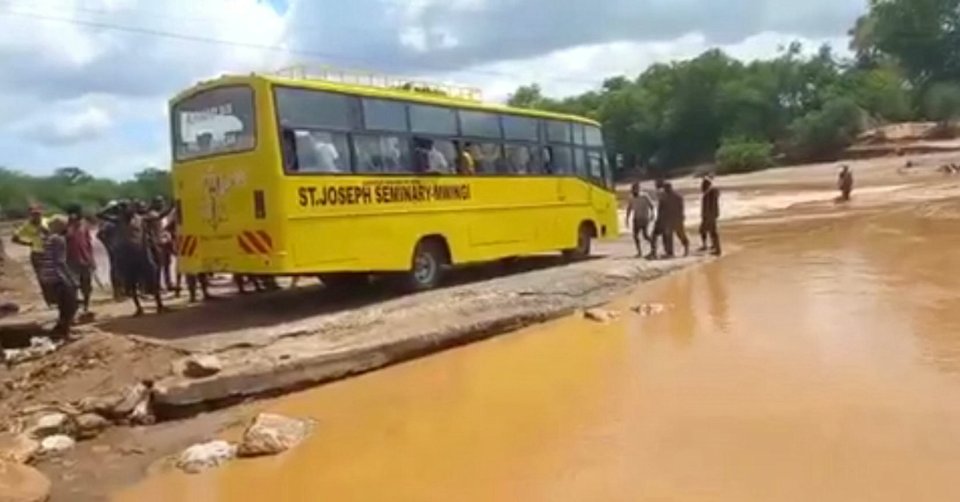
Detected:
[
  {"left": 648, "top": 181, "right": 689, "bottom": 259},
  {"left": 698, "top": 176, "right": 722, "bottom": 256},
  {"left": 625, "top": 182, "right": 655, "bottom": 257},
  {"left": 838, "top": 165, "right": 854, "bottom": 201}
]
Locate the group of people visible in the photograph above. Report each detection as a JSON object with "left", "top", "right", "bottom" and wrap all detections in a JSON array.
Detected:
[
  {"left": 10, "top": 196, "right": 203, "bottom": 337},
  {"left": 625, "top": 177, "right": 722, "bottom": 259}
]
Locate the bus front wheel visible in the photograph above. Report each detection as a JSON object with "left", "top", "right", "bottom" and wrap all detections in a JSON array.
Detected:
[
  {"left": 563, "top": 223, "right": 593, "bottom": 261},
  {"left": 406, "top": 238, "right": 448, "bottom": 291}
]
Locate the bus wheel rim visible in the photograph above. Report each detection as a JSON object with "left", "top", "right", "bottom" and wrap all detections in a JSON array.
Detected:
[{"left": 414, "top": 253, "right": 436, "bottom": 283}]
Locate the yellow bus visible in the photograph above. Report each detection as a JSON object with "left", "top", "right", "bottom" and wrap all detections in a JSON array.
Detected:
[{"left": 169, "top": 71, "right": 618, "bottom": 290}]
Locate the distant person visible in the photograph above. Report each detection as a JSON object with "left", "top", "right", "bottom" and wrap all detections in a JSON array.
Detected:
[
  {"left": 65, "top": 205, "right": 95, "bottom": 314},
  {"left": 649, "top": 182, "right": 689, "bottom": 259},
  {"left": 625, "top": 182, "right": 655, "bottom": 257},
  {"left": 38, "top": 217, "right": 78, "bottom": 339},
  {"left": 12, "top": 204, "right": 51, "bottom": 302},
  {"left": 186, "top": 273, "right": 213, "bottom": 303},
  {"left": 96, "top": 201, "right": 124, "bottom": 300},
  {"left": 838, "top": 165, "right": 854, "bottom": 201},
  {"left": 698, "top": 177, "right": 722, "bottom": 256}
]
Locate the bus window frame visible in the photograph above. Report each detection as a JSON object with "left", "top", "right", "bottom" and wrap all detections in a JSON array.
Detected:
[
  {"left": 171, "top": 84, "right": 258, "bottom": 163},
  {"left": 265, "top": 82, "right": 615, "bottom": 190}
]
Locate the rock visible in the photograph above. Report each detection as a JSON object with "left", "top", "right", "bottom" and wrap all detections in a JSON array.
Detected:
[
  {"left": 0, "top": 301, "right": 19, "bottom": 318},
  {"left": 112, "top": 383, "right": 149, "bottom": 418},
  {"left": 74, "top": 413, "right": 110, "bottom": 440},
  {"left": 237, "top": 413, "right": 314, "bottom": 458},
  {"left": 128, "top": 398, "right": 155, "bottom": 426},
  {"left": 0, "top": 433, "right": 40, "bottom": 464},
  {"left": 631, "top": 303, "right": 666, "bottom": 317},
  {"left": 173, "top": 355, "right": 223, "bottom": 379},
  {"left": 176, "top": 440, "right": 236, "bottom": 474},
  {"left": 26, "top": 413, "right": 74, "bottom": 440},
  {"left": 582, "top": 308, "right": 619, "bottom": 323},
  {"left": 39, "top": 435, "right": 75, "bottom": 456},
  {"left": 78, "top": 394, "right": 123, "bottom": 417},
  {"left": 0, "top": 460, "right": 51, "bottom": 502}
]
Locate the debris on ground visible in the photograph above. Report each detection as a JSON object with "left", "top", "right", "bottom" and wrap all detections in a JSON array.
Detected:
[
  {"left": 237, "top": 413, "right": 314, "bottom": 458},
  {"left": 0, "top": 460, "right": 51, "bottom": 502},
  {"left": 0, "top": 433, "right": 40, "bottom": 464},
  {"left": 38, "top": 435, "right": 75, "bottom": 456},
  {"left": 631, "top": 303, "right": 667, "bottom": 317},
  {"left": 581, "top": 308, "right": 620, "bottom": 324},
  {"left": 173, "top": 354, "right": 223, "bottom": 379},
  {"left": 74, "top": 413, "right": 110, "bottom": 440},
  {"left": 176, "top": 440, "right": 237, "bottom": 474},
  {"left": 2, "top": 337, "right": 61, "bottom": 365},
  {"left": 26, "top": 412, "right": 75, "bottom": 440}
]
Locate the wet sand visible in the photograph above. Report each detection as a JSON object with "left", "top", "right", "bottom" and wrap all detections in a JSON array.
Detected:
[{"left": 115, "top": 178, "right": 960, "bottom": 501}]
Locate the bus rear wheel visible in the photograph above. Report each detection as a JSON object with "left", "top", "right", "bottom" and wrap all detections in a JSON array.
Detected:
[
  {"left": 405, "top": 239, "right": 447, "bottom": 291},
  {"left": 563, "top": 223, "right": 593, "bottom": 261}
]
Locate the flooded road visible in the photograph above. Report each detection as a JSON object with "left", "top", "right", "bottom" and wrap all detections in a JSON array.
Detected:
[{"left": 118, "top": 193, "right": 960, "bottom": 501}]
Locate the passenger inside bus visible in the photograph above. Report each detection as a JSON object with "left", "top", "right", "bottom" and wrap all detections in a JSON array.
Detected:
[
  {"left": 282, "top": 128, "right": 299, "bottom": 172},
  {"left": 456, "top": 141, "right": 476, "bottom": 175}
]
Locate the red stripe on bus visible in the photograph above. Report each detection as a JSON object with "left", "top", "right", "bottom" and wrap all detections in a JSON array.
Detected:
[
  {"left": 185, "top": 236, "right": 198, "bottom": 257},
  {"left": 256, "top": 230, "right": 273, "bottom": 249},
  {"left": 243, "top": 231, "right": 270, "bottom": 255},
  {"left": 237, "top": 234, "right": 256, "bottom": 255}
]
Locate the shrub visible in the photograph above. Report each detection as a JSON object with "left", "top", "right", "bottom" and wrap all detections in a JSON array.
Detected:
[
  {"left": 715, "top": 139, "right": 774, "bottom": 174},
  {"left": 787, "top": 97, "right": 864, "bottom": 162}
]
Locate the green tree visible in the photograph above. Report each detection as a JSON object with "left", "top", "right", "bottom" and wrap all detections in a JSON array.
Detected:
[{"left": 923, "top": 82, "right": 960, "bottom": 126}]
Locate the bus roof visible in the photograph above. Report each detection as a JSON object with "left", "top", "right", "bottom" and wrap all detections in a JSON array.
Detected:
[{"left": 170, "top": 73, "right": 601, "bottom": 127}]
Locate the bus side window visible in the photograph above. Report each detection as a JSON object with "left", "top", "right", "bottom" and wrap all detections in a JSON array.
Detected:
[
  {"left": 413, "top": 137, "right": 455, "bottom": 175},
  {"left": 505, "top": 143, "right": 538, "bottom": 175},
  {"left": 293, "top": 130, "right": 350, "bottom": 174},
  {"left": 354, "top": 134, "right": 410, "bottom": 173},
  {"left": 282, "top": 128, "right": 299, "bottom": 172},
  {"left": 470, "top": 142, "right": 504, "bottom": 175}
]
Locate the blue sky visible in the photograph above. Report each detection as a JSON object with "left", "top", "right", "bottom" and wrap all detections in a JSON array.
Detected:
[{"left": 0, "top": 0, "right": 865, "bottom": 179}]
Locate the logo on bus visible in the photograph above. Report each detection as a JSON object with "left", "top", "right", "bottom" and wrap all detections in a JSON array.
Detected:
[{"left": 201, "top": 169, "right": 246, "bottom": 231}]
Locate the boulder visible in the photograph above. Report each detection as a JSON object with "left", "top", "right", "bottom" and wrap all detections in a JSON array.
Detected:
[
  {"left": 173, "top": 355, "right": 223, "bottom": 379},
  {"left": 0, "top": 461, "right": 51, "bottom": 502},
  {"left": 582, "top": 308, "right": 619, "bottom": 323},
  {"left": 74, "top": 413, "right": 110, "bottom": 440},
  {"left": 237, "top": 413, "right": 314, "bottom": 458},
  {"left": 78, "top": 394, "right": 123, "bottom": 418},
  {"left": 26, "top": 413, "right": 75, "bottom": 440},
  {"left": 39, "top": 435, "right": 75, "bottom": 456},
  {"left": 112, "top": 383, "right": 150, "bottom": 419},
  {"left": 0, "top": 433, "right": 40, "bottom": 464},
  {"left": 176, "top": 440, "right": 236, "bottom": 474}
]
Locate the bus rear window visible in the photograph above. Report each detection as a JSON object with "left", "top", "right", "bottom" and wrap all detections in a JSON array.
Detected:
[{"left": 173, "top": 86, "right": 255, "bottom": 161}]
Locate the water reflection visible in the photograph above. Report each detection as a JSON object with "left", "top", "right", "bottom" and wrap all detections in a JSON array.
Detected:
[{"left": 118, "top": 196, "right": 960, "bottom": 502}]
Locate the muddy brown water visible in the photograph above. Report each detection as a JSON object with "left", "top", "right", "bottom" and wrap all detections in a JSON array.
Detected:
[{"left": 116, "top": 191, "right": 960, "bottom": 501}]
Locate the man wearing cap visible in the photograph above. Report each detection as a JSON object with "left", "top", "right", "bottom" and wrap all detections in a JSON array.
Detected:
[{"left": 12, "top": 205, "right": 51, "bottom": 302}]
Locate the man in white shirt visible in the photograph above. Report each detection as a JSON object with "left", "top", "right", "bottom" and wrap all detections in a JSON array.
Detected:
[{"left": 625, "top": 182, "right": 656, "bottom": 257}]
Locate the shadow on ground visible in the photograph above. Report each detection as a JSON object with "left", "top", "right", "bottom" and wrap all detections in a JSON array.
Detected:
[{"left": 94, "top": 253, "right": 599, "bottom": 341}]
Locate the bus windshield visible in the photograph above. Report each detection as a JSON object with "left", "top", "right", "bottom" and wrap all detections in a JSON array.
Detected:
[{"left": 172, "top": 86, "right": 256, "bottom": 161}]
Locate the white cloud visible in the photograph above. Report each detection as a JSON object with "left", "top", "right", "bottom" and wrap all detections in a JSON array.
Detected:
[{"left": 0, "top": 0, "right": 865, "bottom": 178}]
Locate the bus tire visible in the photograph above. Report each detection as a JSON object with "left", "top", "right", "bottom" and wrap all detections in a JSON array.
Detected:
[
  {"left": 406, "top": 238, "right": 448, "bottom": 291},
  {"left": 563, "top": 222, "right": 594, "bottom": 261}
]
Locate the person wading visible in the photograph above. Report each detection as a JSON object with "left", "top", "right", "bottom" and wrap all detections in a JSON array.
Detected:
[
  {"left": 38, "top": 217, "right": 79, "bottom": 339},
  {"left": 650, "top": 182, "right": 689, "bottom": 259},
  {"left": 65, "top": 205, "right": 95, "bottom": 314},
  {"left": 838, "top": 165, "right": 854, "bottom": 202},
  {"left": 698, "top": 177, "right": 722, "bottom": 256},
  {"left": 12, "top": 205, "right": 51, "bottom": 302},
  {"left": 625, "top": 182, "right": 655, "bottom": 257}
]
